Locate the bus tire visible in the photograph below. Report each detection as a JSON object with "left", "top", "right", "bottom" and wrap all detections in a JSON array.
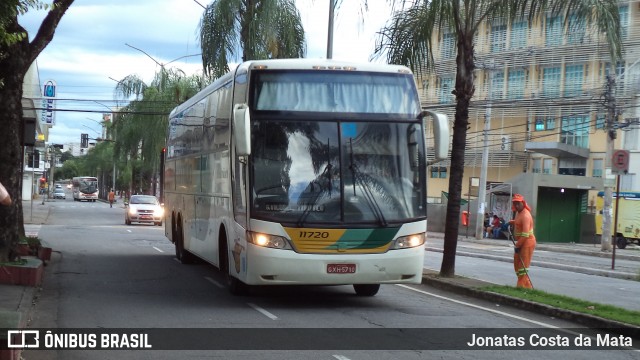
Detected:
[
  {"left": 175, "top": 218, "right": 194, "bottom": 264},
  {"left": 616, "top": 236, "right": 627, "bottom": 249},
  {"left": 353, "top": 284, "right": 380, "bottom": 296}
]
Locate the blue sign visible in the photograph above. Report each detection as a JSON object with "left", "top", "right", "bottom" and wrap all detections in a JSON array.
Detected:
[
  {"left": 43, "top": 80, "right": 56, "bottom": 98},
  {"left": 41, "top": 79, "right": 56, "bottom": 126}
]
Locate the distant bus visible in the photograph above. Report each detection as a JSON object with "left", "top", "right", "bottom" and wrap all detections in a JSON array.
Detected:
[
  {"left": 163, "top": 59, "right": 450, "bottom": 296},
  {"left": 72, "top": 176, "right": 99, "bottom": 202}
]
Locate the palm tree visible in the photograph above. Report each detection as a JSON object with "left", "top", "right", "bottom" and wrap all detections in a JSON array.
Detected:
[
  {"left": 199, "top": 0, "right": 306, "bottom": 78},
  {"left": 373, "top": 0, "right": 622, "bottom": 277}
]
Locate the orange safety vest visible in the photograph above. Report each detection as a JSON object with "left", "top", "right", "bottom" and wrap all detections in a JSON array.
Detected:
[{"left": 513, "top": 208, "right": 536, "bottom": 248}]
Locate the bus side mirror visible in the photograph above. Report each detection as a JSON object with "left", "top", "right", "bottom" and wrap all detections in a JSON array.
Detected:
[
  {"left": 233, "top": 104, "right": 251, "bottom": 156},
  {"left": 421, "top": 110, "right": 450, "bottom": 161}
]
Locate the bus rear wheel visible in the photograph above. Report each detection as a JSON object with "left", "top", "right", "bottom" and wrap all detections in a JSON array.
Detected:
[
  {"left": 174, "top": 219, "right": 194, "bottom": 264},
  {"left": 353, "top": 284, "right": 380, "bottom": 296}
]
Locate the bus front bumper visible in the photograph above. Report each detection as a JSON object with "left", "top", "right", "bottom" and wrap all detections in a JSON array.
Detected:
[{"left": 242, "top": 243, "right": 425, "bottom": 285}]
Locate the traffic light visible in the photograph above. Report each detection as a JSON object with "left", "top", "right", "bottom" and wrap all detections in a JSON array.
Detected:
[{"left": 81, "top": 133, "right": 88, "bottom": 148}]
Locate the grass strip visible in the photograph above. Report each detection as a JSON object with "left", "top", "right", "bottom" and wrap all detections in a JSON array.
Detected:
[{"left": 482, "top": 285, "right": 640, "bottom": 327}]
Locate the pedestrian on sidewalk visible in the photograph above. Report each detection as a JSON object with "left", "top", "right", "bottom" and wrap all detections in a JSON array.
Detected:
[
  {"left": 510, "top": 193, "right": 536, "bottom": 288},
  {"left": 108, "top": 189, "right": 115, "bottom": 208},
  {"left": 0, "top": 180, "right": 11, "bottom": 206}
]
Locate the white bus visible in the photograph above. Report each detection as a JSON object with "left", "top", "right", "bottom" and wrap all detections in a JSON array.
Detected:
[
  {"left": 72, "top": 176, "right": 99, "bottom": 202},
  {"left": 163, "top": 59, "right": 449, "bottom": 296}
]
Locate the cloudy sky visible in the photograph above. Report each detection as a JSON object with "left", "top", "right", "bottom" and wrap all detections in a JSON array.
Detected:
[{"left": 19, "top": 0, "right": 393, "bottom": 146}]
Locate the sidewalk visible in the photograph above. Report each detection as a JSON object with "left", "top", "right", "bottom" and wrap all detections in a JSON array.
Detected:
[
  {"left": 426, "top": 231, "right": 640, "bottom": 279},
  {"left": 0, "top": 200, "right": 51, "bottom": 359}
]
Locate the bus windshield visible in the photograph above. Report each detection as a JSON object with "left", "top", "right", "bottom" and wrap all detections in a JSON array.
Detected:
[
  {"left": 250, "top": 120, "right": 426, "bottom": 225},
  {"left": 77, "top": 178, "right": 97, "bottom": 194}
]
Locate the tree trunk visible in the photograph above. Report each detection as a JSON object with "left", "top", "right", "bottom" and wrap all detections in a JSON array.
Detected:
[
  {"left": 0, "top": 0, "right": 75, "bottom": 262},
  {"left": 0, "top": 55, "right": 28, "bottom": 262},
  {"left": 440, "top": 30, "right": 475, "bottom": 277}
]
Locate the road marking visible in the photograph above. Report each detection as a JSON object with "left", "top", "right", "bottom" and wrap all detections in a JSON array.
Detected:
[
  {"left": 396, "top": 284, "right": 557, "bottom": 328},
  {"left": 332, "top": 356, "right": 352, "bottom": 360},
  {"left": 204, "top": 276, "right": 224, "bottom": 288},
  {"left": 127, "top": 229, "right": 132, "bottom": 233},
  {"left": 247, "top": 303, "right": 278, "bottom": 320},
  {"left": 152, "top": 247, "right": 164, "bottom": 253}
]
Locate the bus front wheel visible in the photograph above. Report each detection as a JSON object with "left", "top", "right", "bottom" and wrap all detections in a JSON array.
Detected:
[
  {"left": 219, "top": 235, "right": 248, "bottom": 296},
  {"left": 353, "top": 284, "right": 380, "bottom": 296}
]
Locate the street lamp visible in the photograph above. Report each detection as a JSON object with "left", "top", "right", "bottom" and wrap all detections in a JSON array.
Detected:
[{"left": 124, "top": 43, "right": 201, "bottom": 92}]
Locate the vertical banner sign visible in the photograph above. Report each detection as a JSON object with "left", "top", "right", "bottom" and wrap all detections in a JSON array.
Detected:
[{"left": 41, "top": 80, "right": 57, "bottom": 126}]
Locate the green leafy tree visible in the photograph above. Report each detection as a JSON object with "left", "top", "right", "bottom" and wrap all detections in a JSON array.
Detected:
[
  {"left": 199, "top": 0, "right": 306, "bottom": 78},
  {"left": 112, "top": 68, "right": 201, "bottom": 196},
  {"left": 373, "top": 0, "right": 622, "bottom": 277},
  {"left": 0, "top": 0, "right": 74, "bottom": 262}
]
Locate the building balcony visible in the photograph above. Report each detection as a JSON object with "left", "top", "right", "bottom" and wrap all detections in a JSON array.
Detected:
[{"left": 524, "top": 141, "right": 590, "bottom": 159}]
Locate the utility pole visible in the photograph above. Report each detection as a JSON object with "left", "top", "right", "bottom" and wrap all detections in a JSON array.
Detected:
[
  {"left": 326, "top": 0, "right": 335, "bottom": 59},
  {"left": 601, "top": 70, "right": 616, "bottom": 252},
  {"left": 476, "top": 63, "right": 494, "bottom": 239}
]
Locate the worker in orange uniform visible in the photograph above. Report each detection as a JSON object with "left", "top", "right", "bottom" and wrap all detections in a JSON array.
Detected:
[
  {"left": 510, "top": 194, "right": 536, "bottom": 288},
  {"left": 108, "top": 189, "right": 115, "bottom": 208}
]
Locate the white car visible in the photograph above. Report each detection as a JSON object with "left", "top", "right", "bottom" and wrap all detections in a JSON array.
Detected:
[
  {"left": 125, "top": 195, "right": 164, "bottom": 226},
  {"left": 53, "top": 188, "right": 66, "bottom": 199}
]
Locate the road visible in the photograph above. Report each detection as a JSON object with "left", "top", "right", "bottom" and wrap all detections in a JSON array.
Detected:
[{"left": 22, "top": 198, "right": 639, "bottom": 359}]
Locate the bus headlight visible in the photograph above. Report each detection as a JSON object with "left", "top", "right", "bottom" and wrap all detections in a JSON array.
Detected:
[
  {"left": 248, "top": 232, "right": 292, "bottom": 250},
  {"left": 391, "top": 233, "right": 425, "bottom": 249}
]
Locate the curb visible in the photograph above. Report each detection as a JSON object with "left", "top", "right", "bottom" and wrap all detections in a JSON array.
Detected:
[{"left": 421, "top": 270, "right": 640, "bottom": 339}]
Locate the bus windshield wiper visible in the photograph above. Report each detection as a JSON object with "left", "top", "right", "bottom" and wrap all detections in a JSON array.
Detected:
[
  {"left": 348, "top": 138, "right": 387, "bottom": 227},
  {"left": 296, "top": 139, "right": 333, "bottom": 227}
]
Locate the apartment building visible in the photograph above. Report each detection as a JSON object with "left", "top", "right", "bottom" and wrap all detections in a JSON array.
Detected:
[{"left": 418, "top": 2, "right": 640, "bottom": 243}]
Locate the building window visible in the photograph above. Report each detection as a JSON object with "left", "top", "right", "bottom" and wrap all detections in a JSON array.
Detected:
[
  {"left": 546, "top": 116, "right": 556, "bottom": 130},
  {"left": 507, "top": 69, "right": 525, "bottom": 99},
  {"left": 543, "top": 158, "right": 553, "bottom": 174},
  {"left": 567, "top": 14, "right": 585, "bottom": 44},
  {"left": 620, "top": 5, "right": 629, "bottom": 39},
  {"left": 561, "top": 115, "right": 590, "bottom": 148},
  {"left": 430, "top": 166, "right": 447, "bottom": 179},
  {"left": 439, "top": 77, "right": 453, "bottom": 104},
  {"left": 442, "top": 32, "right": 456, "bottom": 59},
  {"left": 491, "top": 22, "right": 507, "bottom": 53},
  {"left": 545, "top": 16, "right": 563, "bottom": 47},
  {"left": 491, "top": 71, "right": 504, "bottom": 100},
  {"left": 592, "top": 159, "right": 603, "bottom": 178},
  {"left": 532, "top": 158, "right": 541, "bottom": 173},
  {"left": 564, "top": 64, "right": 583, "bottom": 97},
  {"left": 510, "top": 21, "right": 527, "bottom": 49},
  {"left": 543, "top": 67, "right": 561, "bottom": 98},
  {"left": 535, "top": 118, "right": 546, "bottom": 131},
  {"left": 559, "top": 158, "right": 586, "bottom": 176}
]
